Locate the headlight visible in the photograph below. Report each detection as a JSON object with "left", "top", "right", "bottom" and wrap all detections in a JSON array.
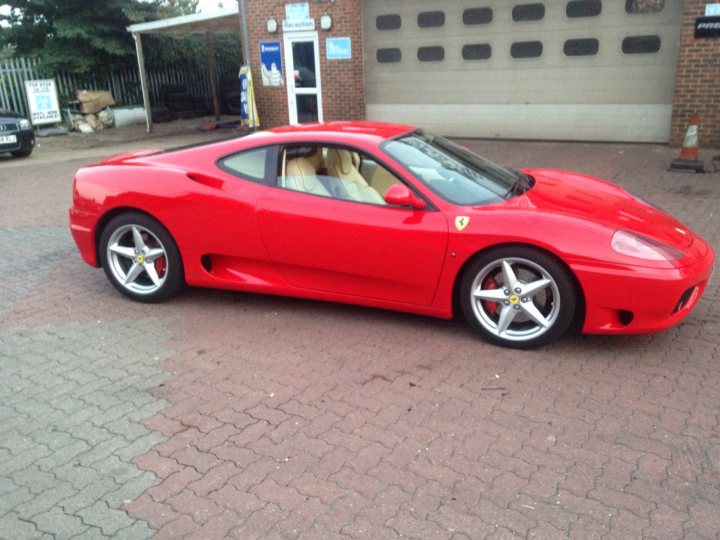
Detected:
[
  {"left": 19, "top": 119, "right": 31, "bottom": 129},
  {"left": 611, "top": 230, "right": 683, "bottom": 261}
]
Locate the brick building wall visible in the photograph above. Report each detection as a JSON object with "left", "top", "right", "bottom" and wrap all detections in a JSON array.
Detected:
[
  {"left": 670, "top": 0, "right": 720, "bottom": 147},
  {"left": 243, "top": 0, "right": 364, "bottom": 128}
]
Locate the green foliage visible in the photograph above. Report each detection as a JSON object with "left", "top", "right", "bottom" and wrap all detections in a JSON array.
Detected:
[
  {"left": 144, "top": 33, "right": 242, "bottom": 70},
  {"left": 0, "top": 0, "right": 145, "bottom": 74},
  {"left": 141, "top": 0, "right": 241, "bottom": 70},
  {"left": 0, "top": 0, "right": 239, "bottom": 76}
]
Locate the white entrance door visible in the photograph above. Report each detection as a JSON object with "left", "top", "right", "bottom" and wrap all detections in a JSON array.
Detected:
[{"left": 283, "top": 31, "right": 323, "bottom": 124}]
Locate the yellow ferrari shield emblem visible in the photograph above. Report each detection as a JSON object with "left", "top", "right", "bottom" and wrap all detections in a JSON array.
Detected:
[{"left": 455, "top": 216, "right": 470, "bottom": 231}]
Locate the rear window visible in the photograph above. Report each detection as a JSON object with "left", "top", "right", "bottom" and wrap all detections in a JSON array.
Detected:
[{"left": 218, "top": 147, "right": 269, "bottom": 182}]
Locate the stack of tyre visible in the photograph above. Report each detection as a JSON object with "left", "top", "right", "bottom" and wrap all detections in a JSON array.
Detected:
[
  {"left": 152, "top": 85, "right": 209, "bottom": 122},
  {"left": 220, "top": 75, "right": 241, "bottom": 115}
]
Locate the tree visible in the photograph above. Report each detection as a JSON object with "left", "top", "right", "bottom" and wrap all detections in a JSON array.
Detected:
[{"left": 0, "top": 0, "right": 200, "bottom": 74}]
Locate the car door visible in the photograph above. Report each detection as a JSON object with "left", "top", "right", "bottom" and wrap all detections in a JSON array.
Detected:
[{"left": 255, "top": 144, "right": 449, "bottom": 306}]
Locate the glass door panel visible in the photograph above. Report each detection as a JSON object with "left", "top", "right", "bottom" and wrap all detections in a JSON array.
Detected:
[
  {"left": 292, "top": 41, "right": 317, "bottom": 89},
  {"left": 284, "top": 32, "right": 322, "bottom": 124}
]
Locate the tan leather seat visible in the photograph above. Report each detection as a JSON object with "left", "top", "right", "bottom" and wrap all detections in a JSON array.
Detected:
[
  {"left": 326, "top": 148, "right": 368, "bottom": 186},
  {"left": 283, "top": 157, "right": 330, "bottom": 196},
  {"left": 370, "top": 167, "right": 401, "bottom": 197},
  {"left": 306, "top": 147, "right": 324, "bottom": 172},
  {"left": 325, "top": 148, "right": 385, "bottom": 204}
]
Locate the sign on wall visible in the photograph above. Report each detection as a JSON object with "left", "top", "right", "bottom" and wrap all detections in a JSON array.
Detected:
[
  {"left": 283, "top": 1, "right": 313, "bottom": 31},
  {"left": 24, "top": 79, "right": 61, "bottom": 126},
  {"left": 283, "top": 19, "right": 315, "bottom": 32},
  {"left": 695, "top": 17, "right": 720, "bottom": 38},
  {"left": 326, "top": 37, "right": 352, "bottom": 60},
  {"left": 705, "top": 4, "right": 720, "bottom": 16},
  {"left": 285, "top": 3, "right": 310, "bottom": 20},
  {"left": 260, "top": 41, "right": 284, "bottom": 86}
]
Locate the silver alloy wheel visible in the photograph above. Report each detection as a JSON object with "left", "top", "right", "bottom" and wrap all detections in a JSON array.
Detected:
[
  {"left": 106, "top": 224, "right": 169, "bottom": 295},
  {"left": 469, "top": 257, "right": 561, "bottom": 343}
]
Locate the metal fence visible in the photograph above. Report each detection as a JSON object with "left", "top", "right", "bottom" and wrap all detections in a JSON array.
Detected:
[{"left": 0, "top": 56, "right": 236, "bottom": 117}]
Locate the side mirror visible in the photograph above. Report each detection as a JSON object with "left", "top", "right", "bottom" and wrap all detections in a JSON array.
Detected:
[{"left": 384, "top": 184, "right": 426, "bottom": 210}]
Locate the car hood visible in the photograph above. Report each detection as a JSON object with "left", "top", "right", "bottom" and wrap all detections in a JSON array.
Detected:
[
  {"left": 518, "top": 168, "right": 693, "bottom": 248},
  {"left": 0, "top": 109, "right": 22, "bottom": 119}
]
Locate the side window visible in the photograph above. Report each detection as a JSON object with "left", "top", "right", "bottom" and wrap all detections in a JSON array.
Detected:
[
  {"left": 277, "top": 145, "right": 403, "bottom": 206},
  {"left": 376, "top": 14, "right": 401, "bottom": 30},
  {"left": 512, "top": 3, "right": 545, "bottom": 21},
  {"left": 218, "top": 147, "right": 269, "bottom": 183},
  {"left": 566, "top": 0, "right": 602, "bottom": 18},
  {"left": 625, "top": 0, "right": 663, "bottom": 14},
  {"left": 377, "top": 48, "right": 402, "bottom": 63},
  {"left": 622, "top": 35, "right": 661, "bottom": 54}
]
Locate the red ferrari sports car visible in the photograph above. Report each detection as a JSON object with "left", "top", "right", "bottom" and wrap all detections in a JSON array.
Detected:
[{"left": 69, "top": 122, "right": 714, "bottom": 349}]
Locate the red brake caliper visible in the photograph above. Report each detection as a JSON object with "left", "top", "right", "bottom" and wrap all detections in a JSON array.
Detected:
[
  {"left": 155, "top": 256, "right": 166, "bottom": 278},
  {"left": 483, "top": 275, "right": 498, "bottom": 316}
]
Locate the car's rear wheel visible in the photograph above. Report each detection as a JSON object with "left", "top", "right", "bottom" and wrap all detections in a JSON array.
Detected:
[
  {"left": 460, "top": 246, "right": 576, "bottom": 349},
  {"left": 99, "top": 212, "right": 184, "bottom": 303}
]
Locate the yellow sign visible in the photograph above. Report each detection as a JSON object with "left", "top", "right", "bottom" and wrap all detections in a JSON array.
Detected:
[{"left": 455, "top": 216, "right": 470, "bottom": 231}]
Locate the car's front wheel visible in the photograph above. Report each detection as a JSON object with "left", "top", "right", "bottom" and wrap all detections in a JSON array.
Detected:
[
  {"left": 460, "top": 246, "right": 576, "bottom": 349},
  {"left": 99, "top": 212, "right": 184, "bottom": 303}
]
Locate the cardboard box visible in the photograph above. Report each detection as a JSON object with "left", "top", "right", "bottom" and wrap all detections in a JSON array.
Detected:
[{"left": 76, "top": 90, "right": 115, "bottom": 114}]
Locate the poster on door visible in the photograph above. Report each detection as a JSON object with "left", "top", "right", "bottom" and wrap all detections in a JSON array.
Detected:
[{"left": 260, "top": 41, "right": 284, "bottom": 86}]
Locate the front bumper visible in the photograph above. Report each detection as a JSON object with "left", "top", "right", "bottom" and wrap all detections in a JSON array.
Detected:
[
  {"left": 69, "top": 207, "right": 99, "bottom": 267},
  {"left": 573, "top": 244, "right": 715, "bottom": 334},
  {"left": 0, "top": 129, "right": 35, "bottom": 155}
]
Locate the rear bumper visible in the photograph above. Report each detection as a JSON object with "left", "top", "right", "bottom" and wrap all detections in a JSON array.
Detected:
[{"left": 574, "top": 246, "right": 715, "bottom": 334}]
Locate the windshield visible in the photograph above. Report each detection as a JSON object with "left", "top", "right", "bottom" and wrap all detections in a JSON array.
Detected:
[{"left": 383, "top": 130, "right": 530, "bottom": 206}]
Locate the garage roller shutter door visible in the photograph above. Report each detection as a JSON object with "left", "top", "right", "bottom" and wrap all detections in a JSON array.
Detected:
[{"left": 363, "top": 0, "right": 681, "bottom": 142}]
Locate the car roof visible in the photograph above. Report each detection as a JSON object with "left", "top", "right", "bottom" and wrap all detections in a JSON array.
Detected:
[
  {"left": 117, "top": 121, "right": 418, "bottom": 167},
  {"left": 254, "top": 121, "right": 417, "bottom": 143}
]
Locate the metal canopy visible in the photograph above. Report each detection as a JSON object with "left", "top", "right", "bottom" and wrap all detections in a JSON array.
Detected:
[
  {"left": 126, "top": 7, "right": 240, "bottom": 35},
  {"left": 126, "top": 6, "right": 243, "bottom": 132}
]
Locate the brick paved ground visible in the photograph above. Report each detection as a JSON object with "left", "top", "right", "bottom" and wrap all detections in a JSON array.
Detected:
[{"left": 1, "top": 127, "right": 719, "bottom": 539}]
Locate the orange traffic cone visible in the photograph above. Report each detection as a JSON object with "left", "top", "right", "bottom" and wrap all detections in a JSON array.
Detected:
[{"left": 670, "top": 115, "right": 704, "bottom": 173}]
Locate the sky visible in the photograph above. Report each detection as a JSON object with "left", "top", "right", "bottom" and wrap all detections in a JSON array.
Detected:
[
  {"left": 0, "top": 1, "right": 237, "bottom": 18},
  {"left": 196, "top": 0, "right": 237, "bottom": 12},
  {"left": 0, "top": 1, "right": 236, "bottom": 28}
]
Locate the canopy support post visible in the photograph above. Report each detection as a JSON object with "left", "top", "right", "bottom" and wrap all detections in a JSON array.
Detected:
[
  {"left": 206, "top": 32, "right": 221, "bottom": 120},
  {"left": 132, "top": 32, "right": 153, "bottom": 133}
]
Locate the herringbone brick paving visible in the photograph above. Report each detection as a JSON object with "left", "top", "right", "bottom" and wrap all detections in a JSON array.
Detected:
[{"left": 1, "top": 129, "right": 718, "bottom": 539}]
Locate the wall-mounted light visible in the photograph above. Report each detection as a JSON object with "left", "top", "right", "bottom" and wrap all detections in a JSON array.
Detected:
[
  {"left": 320, "top": 13, "right": 332, "bottom": 31},
  {"left": 266, "top": 17, "right": 278, "bottom": 33}
]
